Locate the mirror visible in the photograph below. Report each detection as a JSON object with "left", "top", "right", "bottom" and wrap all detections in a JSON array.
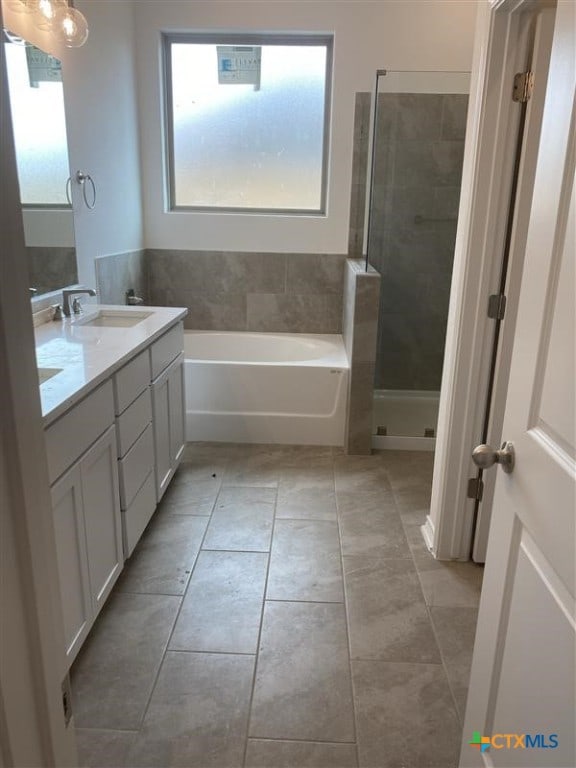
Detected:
[{"left": 3, "top": 31, "right": 78, "bottom": 298}]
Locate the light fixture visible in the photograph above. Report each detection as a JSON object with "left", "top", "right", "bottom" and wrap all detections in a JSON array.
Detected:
[
  {"left": 7, "top": 0, "right": 89, "bottom": 48},
  {"left": 6, "top": 0, "right": 34, "bottom": 13},
  {"left": 31, "top": 0, "right": 68, "bottom": 31},
  {"left": 53, "top": 4, "right": 89, "bottom": 48}
]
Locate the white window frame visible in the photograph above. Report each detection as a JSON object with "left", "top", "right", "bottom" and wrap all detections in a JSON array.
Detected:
[{"left": 162, "top": 32, "right": 333, "bottom": 215}]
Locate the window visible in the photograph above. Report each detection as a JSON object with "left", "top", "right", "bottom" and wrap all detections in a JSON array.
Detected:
[{"left": 163, "top": 33, "right": 332, "bottom": 213}]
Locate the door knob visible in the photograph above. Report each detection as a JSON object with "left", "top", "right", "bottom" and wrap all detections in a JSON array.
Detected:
[{"left": 472, "top": 441, "right": 515, "bottom": 474}]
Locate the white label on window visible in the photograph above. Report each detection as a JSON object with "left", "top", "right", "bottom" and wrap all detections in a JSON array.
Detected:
[{"left": 216, "top": 46, "right": 261, "bottom": 86}]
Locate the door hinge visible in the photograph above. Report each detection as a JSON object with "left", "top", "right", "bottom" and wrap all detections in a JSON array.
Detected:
[
  {"left": 488, "top": 293, "right": 507, "bottom": 320},
  {"left": 61, "top": 676, "right": 72, "bottom": 727},
  {"left": 467, "top": 476, "right": 484, "bottom": 501},
  {"left": 513, "top": 71, "right": 534, "bottom": 103}
]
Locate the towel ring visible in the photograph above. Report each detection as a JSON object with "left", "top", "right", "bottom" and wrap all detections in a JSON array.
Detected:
[
  {"left": 65, "top": 176, "right": 73, "bottom": 206},
  {"left": 75, "top": 171, "right": 96, "bottom": 210}
]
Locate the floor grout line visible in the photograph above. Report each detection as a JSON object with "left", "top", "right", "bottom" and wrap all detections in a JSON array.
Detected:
[
  {"left": 241, "top": 482, "right": 277, "bottom": 768},
  {"left": 200, "top": 547, "right": 271, "bottom": 554},
  {"left": 247, "top": 736, "right": 358, "bottom": 746},
  {"left": 125, "top": 461, "right": 228, "bottom": 737},
  {"left": 75, "top": 726, "right": 140, "bottom": 733},
  {"left": 393, "top": 480, "right": 467, "bottom": 727},
  {"left": 333, "top": 456, "right": 360, "bottom": 767},
  {"left": 264, "top": 597, "right": 345, "bottom": 605},
  {"left": 167, "top": 649, "right": 257, "bottom": 657}
]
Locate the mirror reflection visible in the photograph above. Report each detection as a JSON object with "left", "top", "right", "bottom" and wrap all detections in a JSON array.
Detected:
[{"left": 4, "top": 31, "right": 78, "bottom": 297}]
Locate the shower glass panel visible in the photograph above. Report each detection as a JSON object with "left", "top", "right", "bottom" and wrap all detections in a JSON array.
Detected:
[{"left": 366, "top": 71, "right": 469, "bottom": 448}]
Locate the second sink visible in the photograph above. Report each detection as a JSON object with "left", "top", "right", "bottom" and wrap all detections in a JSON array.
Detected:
[{"left": 77, "top": 310, "right": 153, "bottom": 328}]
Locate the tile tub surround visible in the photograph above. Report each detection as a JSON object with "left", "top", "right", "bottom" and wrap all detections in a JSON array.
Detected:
[
  {"left": 146, "top": 249, "right": 346, "bottom": 333},
  {"left": 95, "top": 250, "right": 148, "bottom": 306},
  {"left": 72, "top": 443, "right": 484, "bottom": 768},
  {"left": 342, "top": 259, "right": 381, "bottom": 454},
  {"left": 27, "top": 245, "right": 77, "bottom": 296}
]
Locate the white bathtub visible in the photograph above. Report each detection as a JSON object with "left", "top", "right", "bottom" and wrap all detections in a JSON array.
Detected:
[{"left": 183, "top": 331, "right": 349, "bottom": 445}]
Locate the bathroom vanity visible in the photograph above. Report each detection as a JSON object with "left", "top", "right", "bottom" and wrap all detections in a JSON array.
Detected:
[{"left": 35, "top": 305, "right": 186, "bottom": 668}]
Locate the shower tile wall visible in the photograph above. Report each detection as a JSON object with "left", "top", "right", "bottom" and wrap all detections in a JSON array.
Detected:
[
  {"left": 146, "top": 251, "right": 346, "bottom": 334},
  {"left": 367, "top": 93, "right": 468, "bottom": 391},
  {"left": 348, "top": 93, "right": 372, "bottom": 256}
]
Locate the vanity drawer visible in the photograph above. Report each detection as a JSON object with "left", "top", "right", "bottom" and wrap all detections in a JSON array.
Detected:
[
  {"left": 122, "top": 471, "right": 156, "bottom": 558},
  {"left": 118, "top": 423, "right": 154, "bottom": 509},
  {"left": 113, "top": 349, "right": 151, "bottom": 415},
  {"left": 45, "top": 381, "right": 114, "bottom": 485},
  {"left": 150, "top": 322, "right": 183, "bottom": 380},
  {"left": 116, "top": 388, "right": 151, "bottom": 458}
]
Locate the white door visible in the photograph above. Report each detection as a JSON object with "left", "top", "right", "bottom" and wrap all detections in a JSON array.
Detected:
[{"left": 461, "top": 3, "right": 575, "bottom": 767}]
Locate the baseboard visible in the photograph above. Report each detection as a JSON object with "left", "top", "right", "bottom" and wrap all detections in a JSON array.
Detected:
[{"left": 421, "top": 515, "right": 436, "bottom": 553}]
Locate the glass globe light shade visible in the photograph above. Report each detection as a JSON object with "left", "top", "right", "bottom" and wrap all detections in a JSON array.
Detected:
[
  {"left": 30, "top": 0, "right": 68, "bottom": 30},
  {"left": 52, "top": 6, "right": 89, "bottom": 48},
  {"left": 6, "top": 0, "right": 35, "bottom": 14}
]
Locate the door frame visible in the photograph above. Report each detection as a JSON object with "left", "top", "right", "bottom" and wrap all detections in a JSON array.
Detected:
[
  {"left": 0, "top": 6, "right": 78, "bottom": 764},
  {"left": 424, "top": 0, "right": 552, "bottom": 561}
]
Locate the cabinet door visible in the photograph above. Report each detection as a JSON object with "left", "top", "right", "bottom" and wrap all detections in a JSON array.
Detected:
[
  {"left": 151, "top": 365, "right": 171, "bottom": 502},
  {"left": 168, "top": 356, "right": 185, "bottom": 470},
  {"left": 50, "top": 464, "right": 92, "bottom": 666},
  {"left": 151, "top": 354, "right": 185, "bottom": 502},
  {"left": 80, "top": 425, "right": 123, "bottom": 616}
]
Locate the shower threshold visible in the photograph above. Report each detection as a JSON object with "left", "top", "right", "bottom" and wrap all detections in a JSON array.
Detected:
[{"left": 372, "top": 389, "right": 439, "bottom": 451}]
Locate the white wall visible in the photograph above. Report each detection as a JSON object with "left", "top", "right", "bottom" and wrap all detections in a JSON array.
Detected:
[
  {"left": 69, "top": 0, "right": 143, "bottom": 286},
  {"left": 2, "top": 0, "right": 144, "bottom": 289},
  {"left": 2, "top": 0, "right": 477, "bottom": 271},
  {"left": 135, "top": 0, "right": 478, "bottom": 253}
]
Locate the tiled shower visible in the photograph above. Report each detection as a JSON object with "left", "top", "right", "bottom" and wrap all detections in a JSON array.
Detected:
[{"left": 362, "top": 71, "right": 469, "bottom": 447}]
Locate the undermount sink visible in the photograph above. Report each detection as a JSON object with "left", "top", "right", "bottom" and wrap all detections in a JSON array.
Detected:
[
  {"left": 77, "top": 310, "right": 153, "bottom": 328},
  {"left": 38, "top": 367, "right": 63, "bottom": 385}
]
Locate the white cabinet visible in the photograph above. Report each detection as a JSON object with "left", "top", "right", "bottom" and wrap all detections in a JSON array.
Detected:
[
  {"left": 44, "top": 318, "right": 185, "bottom": 665},
  {"left": 151, "top": 353, "right": 185, "bottom": 501},
  {"left": 81, "top": 427, "right": 123, "bottom": 615},
  {"left": 50, "top": 465, "right": 91, "bottom": 664},
  {"left": 50, "top": 426, "right": 122, "bottom": 668},
  {"left": 113, "top": 352, "right": 156, "bottom": 559}
]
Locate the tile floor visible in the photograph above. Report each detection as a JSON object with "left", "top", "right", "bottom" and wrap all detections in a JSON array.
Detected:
[{"left": 72, "top": 443, "right": 483, "bottom": 768}]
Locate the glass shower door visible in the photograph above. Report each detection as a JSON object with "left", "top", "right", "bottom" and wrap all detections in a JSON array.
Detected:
[{"left": 366, "top": 70, "right": 470, "bottom": 449}]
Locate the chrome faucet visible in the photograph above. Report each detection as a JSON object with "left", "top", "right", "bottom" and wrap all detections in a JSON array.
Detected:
[
  {"left": 62, "top": 288, "right": 96, "bottom": 317},
  {"left": 125, "top": 288, "right": 144, "bottom": 306}
]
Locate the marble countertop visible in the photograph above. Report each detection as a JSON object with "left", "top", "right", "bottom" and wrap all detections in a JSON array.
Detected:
[{"left": 35, "top": 305, "right": 187, "bottom": 427}]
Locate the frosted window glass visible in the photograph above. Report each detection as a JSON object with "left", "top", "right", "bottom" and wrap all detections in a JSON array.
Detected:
[
  {"left": 5, "top": 43, "right": 70, "bottom": 206},
  {"left": 167, "top": 39, "right": 330, "bottom": 211}
]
